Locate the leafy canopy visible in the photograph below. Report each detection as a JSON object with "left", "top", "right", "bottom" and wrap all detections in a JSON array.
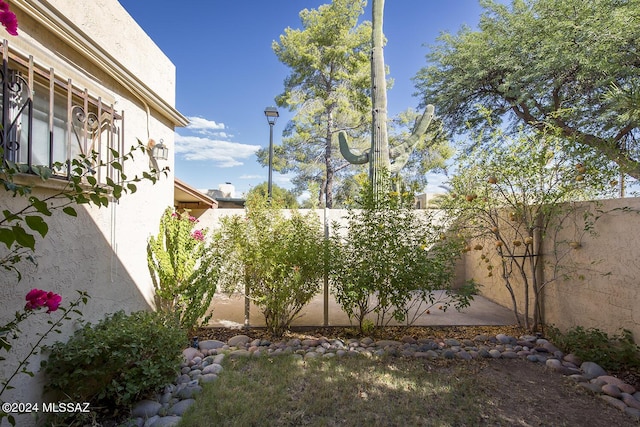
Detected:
[
  {"left": 265, "top": 0, "right": 372, "bottom": 208},
  {"left": 147, "top": 208, "right": 221, "bottom": 331},
  {"left": 329, "top": 171, "right": 472, "bottom": 333},
  {"left": 414, "top": 0, "right": 640, "bottom": 179},
  {"left": 246, "top": 182, "right": 299, "bottom": 208},
  {"left": 441, "top": 124, "right": 618, "bottom": 330}
]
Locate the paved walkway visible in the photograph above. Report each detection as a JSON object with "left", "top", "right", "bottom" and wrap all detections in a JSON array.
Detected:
[{"left": 206, "top": 291, "right": 515, "bottom": 328}]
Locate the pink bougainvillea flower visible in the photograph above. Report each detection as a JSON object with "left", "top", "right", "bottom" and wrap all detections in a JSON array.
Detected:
[
  {"left": 191, "top": 229, "right": 205, "bottom": 241},
  {"left": 25, "top": 289, "right": 48, "bottom": 310},
  {"left": 45, "top": 291, "right": 62, "bottom": 312},
  {"left": 188, "top": 216, "right": 199, "bottom": 223},
  {"left": 0, "top": 1, "right": 18, "bottom": 36},
  {"left": 171, "top": 212, "right": 178, "bottom": 218},
  {"left": 25, "top": 289, "right": 62, "bottom": 312}
]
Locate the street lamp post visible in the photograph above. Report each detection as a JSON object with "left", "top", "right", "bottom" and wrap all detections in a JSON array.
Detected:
[{"left": 264, "top": 106, "right": 279, "bottom": 200}]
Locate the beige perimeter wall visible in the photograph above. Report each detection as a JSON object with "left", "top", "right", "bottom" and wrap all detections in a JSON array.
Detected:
[
  {"left": 460, "top": 197, "right": 640, "bottom": 341},
  {"left": 202, "top": 199, "right": 640, "bottom": 345}
]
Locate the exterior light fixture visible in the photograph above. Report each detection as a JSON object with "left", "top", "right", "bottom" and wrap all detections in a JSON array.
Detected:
[
  {"left": 149, "top": 138, "right": 169, "bottom": 161},
  {"left": 263, "top": 106, "right": 279, "bottom": 200}
]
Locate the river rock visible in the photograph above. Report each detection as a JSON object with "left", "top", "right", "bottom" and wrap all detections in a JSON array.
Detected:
[
  {"left": 199, "top": 340, "right": 225, "bottom": 351},
  {"left": 228, "top": 335, "right": 251, "bottom": 347},
  {"left": 168, "top": 399, "right": 195, "bottom": 416},
  {"left": 580, "top": 361, "right": 608, "bottom": 379},
  {"left": 131, "top": 400, "right": 162, "bottom": 418}
]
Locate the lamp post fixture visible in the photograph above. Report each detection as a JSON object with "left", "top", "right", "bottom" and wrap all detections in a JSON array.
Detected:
[{"left": 264, "top": 106, "right": 279, "bottom": 201}]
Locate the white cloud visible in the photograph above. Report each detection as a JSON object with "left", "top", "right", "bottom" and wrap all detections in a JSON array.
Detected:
[
  {"left": 298, "top": 190, "right": 311, "bottom": 203},
  {"left": 174, "top": 133, "right": 260, "bottom": 167},
  {"left": 424, "top": 172, "right": 449, "bottom": 193},
  {"left": 186, "top": 116, "right": 226, "bottom": 135},
  {"left": 239, "top": 174, "right": 264, "bottom": 180},
  {"left": 274, "top": 173, "right": 294, "bottom": 186}
]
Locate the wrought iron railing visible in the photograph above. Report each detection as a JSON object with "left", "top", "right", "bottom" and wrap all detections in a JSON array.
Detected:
[{"left": 0, "top": 39, "right": 124, "bottom": 185}]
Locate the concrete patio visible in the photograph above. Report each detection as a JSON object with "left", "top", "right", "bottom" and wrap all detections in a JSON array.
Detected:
[{"left": 206, "top": 291, "right": 516, "bottom": 328}]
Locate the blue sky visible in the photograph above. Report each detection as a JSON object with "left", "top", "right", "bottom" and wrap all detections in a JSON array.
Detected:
[{"left": 117, "top": 1, "right": 487, "bottom": 196}]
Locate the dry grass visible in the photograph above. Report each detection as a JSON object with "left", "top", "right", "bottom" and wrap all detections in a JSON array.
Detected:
[
  {"left": 179, "top": 326, "right": 639, "bottom": 426},
  {"left": 179, "top": 355, "right": 490, "bottom": 426}
]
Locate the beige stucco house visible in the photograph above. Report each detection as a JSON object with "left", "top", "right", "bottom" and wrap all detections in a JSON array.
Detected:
[{"left": 0, "top": 1, "right": 187, "bottom": 421}]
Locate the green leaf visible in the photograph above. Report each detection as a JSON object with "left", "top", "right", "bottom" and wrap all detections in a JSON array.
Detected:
[
  {"left": 31, "top": 165, "right": 54, "bottom": 180},
  {"left": 29, "top": 197, "right": 52, "bottom": 216},
  {"left": 86, "top": 176, "right": 97, "bottom": 186},
  {"left": 90, "top": 193, "right": 102, "bottom": 206},
  {"left": 76, "top": 194, "right": 90, "bottom": 204},
  {"left": 127, "top": 183, "right": 137, "bottom": 193},
  {"left": 2, "top": 209, "right": 17, "bottom": 222},
  {"left": 112, "top": 185, "right": 123, "bottom": 199},
  {"left": 0, "top": 227, "right": 16, "bottom": 249},
  {"left": 111, "top": 161, "right": 122, "bottom": 171},
  {"left": 63, "top": 206, "right": 78, "bottom": 217},
  {"left": 25, "top": 215, "right": 49, "bottom": 238},
  {"left": 12, "top": 225, "right": 36, "bottom": 251}
]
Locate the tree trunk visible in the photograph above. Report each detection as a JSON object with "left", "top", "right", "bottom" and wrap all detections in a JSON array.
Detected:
[
  {"left": 325, "top": 114, "right": 334, "bottom": 208},
  {"left": 531, "top": 213, "right": 545, "bottom": 332},
  {"left": 318, "top": 178, "right": 327, "bottom": 208}
]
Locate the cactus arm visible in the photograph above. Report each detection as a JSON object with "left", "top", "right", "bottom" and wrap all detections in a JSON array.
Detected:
[
  {"left": 389, "top": 105, "right": 435, "bottom": 159},
  {"left": 388, "top": 105, "right": 435, "bottom": 173},
  {"left": 338, "top": 130, "right": 369, "bottom": 164},
  {"left": 388, "top": 152, "right": 409, "bottom": 174}
]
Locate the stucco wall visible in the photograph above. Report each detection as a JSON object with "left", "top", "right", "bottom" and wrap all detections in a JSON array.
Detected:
[
  {"left": 461, "top": 197, "right": 640, "bottom": 341},
  {"left": 200, "top": 201, "right": 640, "bottom": 343},
  {"left": 0, "top": 1, "right": 178, "bottom": 422},
  {"left": 193, "top": 208, "right": 456, "bottom": 327}
]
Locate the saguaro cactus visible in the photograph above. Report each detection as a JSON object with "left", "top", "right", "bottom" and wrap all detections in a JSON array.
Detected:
[{"left": 339, "top": 0, "right": 435, "bottom": 194}]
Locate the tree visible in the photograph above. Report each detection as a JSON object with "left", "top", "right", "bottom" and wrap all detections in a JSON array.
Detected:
[
  {"left": 246, "top": 182, "right": 299, "bottom": 208},
  {"left": 264, "top": 0, "right": 372, "bottom": 208},
  {"left": 414, "top": 0, "right": 640, "bottom": 180},
  {"left": 442, "top": 124, "right": 618, "bottom": 331}
]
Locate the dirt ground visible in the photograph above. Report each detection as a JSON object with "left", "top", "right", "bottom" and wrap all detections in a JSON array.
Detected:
[{"left": 195, "top": 324, "right": 640, "bottom": 426}]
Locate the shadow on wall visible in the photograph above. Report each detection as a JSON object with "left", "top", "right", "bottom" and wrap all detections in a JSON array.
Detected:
[{"left": 0, "top": 187, "right": 154, "bottom": 426}]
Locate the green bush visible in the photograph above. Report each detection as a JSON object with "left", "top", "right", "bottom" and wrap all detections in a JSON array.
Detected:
[
  {"left": 546, "top": 325, "right": 640, "bottom": 371},
  {"left": 217, "top": 193, "right": 326, "bottom": 336},
  {"left": 147, "top": 207, "right": 222, "bottom": 331},
  {"left": 43, "top": 310, "right": 186, "bottom": 412},
  {"left": 329, "top": 174, "right": 473, "bottom": 333}
]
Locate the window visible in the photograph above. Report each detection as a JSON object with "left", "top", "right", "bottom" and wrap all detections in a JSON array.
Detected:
[{"left": 0, "top": 40, "right": 124, "bottom": 185}]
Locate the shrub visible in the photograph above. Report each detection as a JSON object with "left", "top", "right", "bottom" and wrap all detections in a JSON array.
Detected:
[
  {"left": 329, "top": 174, "right": 473, "bottom": 333},
  {"left": 217, "top": 193, "right": 326, "bottom": 336},
  {"left": 546, "top": 325, "right": 640, "bottom": 371},
  {"left": 147, "top": 208, "right": 222, "bottom": 331},
  {"left": 42, "top": 310, "right": 185, "bottom": 415}
]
